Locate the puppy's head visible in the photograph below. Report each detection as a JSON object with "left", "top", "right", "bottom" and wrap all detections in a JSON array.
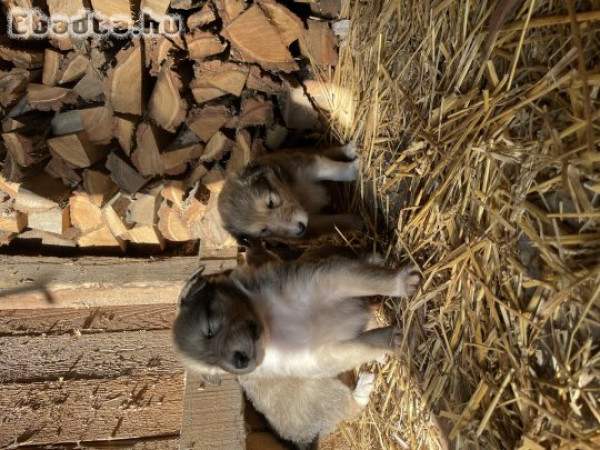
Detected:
[
  {"left": 173, "top": 267, "right": 265, "bottom": 376},
  {"left": 218, "top": 162, "right": 309, "bottom": 242}
]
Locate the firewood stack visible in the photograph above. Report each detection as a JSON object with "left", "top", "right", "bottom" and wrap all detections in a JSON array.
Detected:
[{"left": 0, "top": 0, "right": 342, "bottom": 251}]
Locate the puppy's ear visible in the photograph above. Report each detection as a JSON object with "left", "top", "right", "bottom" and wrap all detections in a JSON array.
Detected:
[
  {"left": 241, "top": 161, "right": 266, "bottom": 182},
  {"left": 179, "top": 266, "right": 211, "bottom": 310}
]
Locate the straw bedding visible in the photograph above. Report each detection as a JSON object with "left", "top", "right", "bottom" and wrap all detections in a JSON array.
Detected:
[{"left": 311, "top": 0, "right": 600, "bottom": 448}]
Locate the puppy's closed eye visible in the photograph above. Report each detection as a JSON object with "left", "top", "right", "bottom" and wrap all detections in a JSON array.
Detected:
[{"left": 267, "top": 191, "right": 280, "bottom": 209}]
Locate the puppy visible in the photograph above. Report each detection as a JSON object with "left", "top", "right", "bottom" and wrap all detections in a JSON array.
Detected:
[
  {"left": 217, "top": 142, "right": 363, "bottom": 243},
  {"left": 173, "top": 251, "right": 420, "bottom": 381}
]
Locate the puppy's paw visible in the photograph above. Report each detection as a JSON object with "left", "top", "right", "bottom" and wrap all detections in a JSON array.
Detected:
[
  {"left": 341, "top": 140, "right": 358, "bottom": 159},
  {"left": 353, "top": 372, "right": 375, "bottom": 407},
  {"left": 348, "top": 157, "right": 360, "bottom": 180},
  {"left": 394, "top": 264, "right": 421, "bottom": 297}
]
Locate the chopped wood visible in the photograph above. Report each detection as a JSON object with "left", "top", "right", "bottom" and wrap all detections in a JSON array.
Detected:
[
  {"left": 299, "top": 19, "right": 338, "bottom": 66},
  {"left": 0, "top": 231, "right": 16, "bottom": 246},
  {"left": 145, "top": 36, "right": 173, "bottom": 75},
  {"left": 228, "top": 129, "right": 251, "bottom": 173},
  {"left": 185, "top": 30, "right": 227, "bottom": 60},
  {"left": 131, "top": 122, "right": 172, "bottom": 176},
  {"left": 42, "top": 48, "right": 62, "bottom": 86},
  {"left": 82, "top": 169, "right": 119, "bottom": 207},
  {"left": 16, "top": 228, "right": 79, "bottom": 247},
  {"left": 239, "top": 95, "right": 274, "bottom": 127},
  {"left": 108, "top": 39, "right": 145, "bottom": 115},
  {"left": 309, "top": 0, "right": 342, "bottom": 19},
  {"left": 28, "top": 204, "right": 70, "bottom": 234},
  {"left": 2, "top": 153, "right": 44, "bottom": 183},
  {"left": 192, "top": 61, "right": 249, "bottom": 101},
  {"left": 126, "top": 223, "right": 165, "bottom": 249},
  {"left": 280, "top": 77, "right": 320, "bottom": 129},
  {"left": 202, "top": 163, "right": 227, "bottom": 193},
  {"left": 187, "top": 2, "right": 218, "bottom": 28},
  {"left": 186, "top": 105, "right": 232, "bottom": 142},
  {"left": 44, "top": 156, "right": 82, "bottom": 187},
  {"left": 51, "top": 106, "right": 114, "bottom": 145},
  {"left": 70, "top": 190, "right": 103, "bottom": 233},
  {"left": 0, "top": 374, "right": 183, "bottom": 447},
  {"left": 47, "top": 132, "right": 108, "bottom": 168},
  {"left": 192, "top": 191, "right": 236, "bottom": 248},
  {"left": 14, "top": 172, "right": 71, "bottom": 212},
  {"left": 0, "top": 68, "right": 28, "bottom": 108},
  {"left": 106, "top": 152, "right": 149, "bottom": 195},
  {"left": 127, "top": 185, "right": 162, "bottom": 225},
  {"left": 149, "top": 63, "right": 187, "bottom": 132},
  {"left": 202, "top": 131, "right": 233, "bottom": 162},
  {"left": 213, "top": 0, "right": 248, "bottom": 24},
  {"left": 73, "top": 67, "right": 105, "bottom": 100},
  {"left": 222, "top": 5, "right": 299, "bottom": 72},
  {"left": 180, "top": 183, "right": 210, "bottom": 232},
  {"left": 161, "top": 145, "right": 201, "bottom": 175},
  {"left": 185, "top": 162, "right": 209, "bottom": 186},
  {"left": 78, "top": 223, "right": 126, "bottom": 249},
  {"left": 246, "top": 65, "right": 282, "bottom": 94},
  {"left": 102, "top": 192, "right": 132, "bottom": 238},
  {"left": 26, "top": 84, "right": 78, "bottom": 111},
  {"left": 0, "top": 38, "right": 44, "bottom": 69},
  {"left": 0, "top": 203, "right": 27, "bottom": 232},
  {"left": 140, "top": 0, "right": 171, "bottom": 16},
  {"left": 158, "top": 199, "right": 193, "bottom": 241},
  {"left": 170, "top": 0, "right": 202, "bottom": 9},
  {"left": 161, "top": 181, "right": 187, "bottom": 207},
  {"left": 46, "top": 0, "right": 87, "bottom": 16},
  {"left": 2, "top": 125, "right": 50, "bottom": 167},
  {"left": 0, "top": 173, "right": 20, "bottom": 199},
  {"left": 258, "top": 0, "right": 305, "bottom": 46},
  {"left": 114, "top": 116, "right": 138, "bottom": 155},
  {"left": 58, "top": 54, "right": 90, "bottom": 84},
  {"left": 89, "top": 0, "right": 134, "bottom": 26}
]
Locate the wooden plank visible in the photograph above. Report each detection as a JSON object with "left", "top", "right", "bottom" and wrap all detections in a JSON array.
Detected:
[
  {"left": 15, "top": 436, "right": 180, "bottom": 449},
  {"left": 0, "top": 374, "right": 184, "bottom": 447},
  {"left": 0, "top": 329, "right": 182, "bottom": 382},
  {"left": 0, "top": 303, "right": 177, "bottom": 335},
  {"left": 0, "top": 256, "right": 237, "bottom": 309},
  {"left": 179, "top": 373, "right": 246, "bottom": 450}
]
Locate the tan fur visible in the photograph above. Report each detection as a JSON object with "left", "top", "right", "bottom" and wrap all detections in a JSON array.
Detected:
[{"left": 218, "top": 143, "right": 363, "bottom": 243}]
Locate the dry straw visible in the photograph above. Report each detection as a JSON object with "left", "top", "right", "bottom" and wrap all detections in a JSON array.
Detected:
[{"left": 310, "top": 0, "right": 600, "bottom": 448}]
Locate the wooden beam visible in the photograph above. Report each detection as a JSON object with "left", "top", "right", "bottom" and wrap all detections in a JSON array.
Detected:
[
  {"left": 0, "top": 374, "right": 184, "bottom": 447},
  {"left": 0, "top": 255, "right": 237, "bottom": 309}
]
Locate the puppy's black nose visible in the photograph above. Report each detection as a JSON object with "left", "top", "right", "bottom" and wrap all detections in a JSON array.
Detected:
[
  {"left": 233, "top": 351, "right": 250, "bottom": 369},
  {"left": 297, "top": 221, "right": 306, "bottom": 234}
]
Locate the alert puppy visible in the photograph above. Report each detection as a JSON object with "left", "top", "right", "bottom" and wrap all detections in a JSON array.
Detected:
[{"left": 217, "top": 142, "right": 363, "bottom": 243}]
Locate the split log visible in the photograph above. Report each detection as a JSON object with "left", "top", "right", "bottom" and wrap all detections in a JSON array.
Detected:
[
  {"left": 221, "top": 5, "right": 298, "bottom": 72},
  {"left": 202, "top": 131, "right": 233, "bottom": 162},
  {"left": 90, "top": 0, "right": 134, "bottom": 26},
  {"left": 28, "top": 204, "right": 70, "bottom": 234},
  {"left": 13, "top": 228, "right": 78, "bottom": 247},
  {"left": 299, "top": 19, "right": 338, "bottom": 66},
  {"left": 102, "top": 192, "right": 132, "bottom": 238},
  {"left": 42, "top": 48, "right": 62, "bottom": 86},
  {"left": 108, "top": 39, "right": 145, "bottom": 115},
  {"left": 158, "top": 199, "right": 193, "bottom": 241},
  {"left": 203, "top": 164, "right": 227, "bottom": 193},
  {"left": 70, "top": 190, "right": 103, "bottom": 233},
  {"left": 126, "top": 224, "right": 165, "bottom": 249},
  {"left": 44, "top": 156, "right": 82, "bottom": 187},
  {"left": 0, "top": 38, "right": 44, "bottom": 69},
  {"left": 13, "top": 172, "right": 71, "bottom": 213},
  {"left": 2, "top": 125, "right": 50, "bottom": 167},
  {"left": 26, "top": 84, "right": 78, "bottom": 111},
  {"left": 58, "top": 54, "right": 90, "bottom": 84},
  {"left": 246, "top": 65, "right": 282, "bottom": 94},
  {"left": 228, "top": 129, "right": 251, "bottom": 173},
  {"left": 187, "top": 105, "right": 232, "bottom": 142},
  {"left": 214, "top": 0, "right": 248, "bottom": 24},
  {"left": 78, "top": 224, "right": 126, "bottom": 249},
  {"left": 2, "top": 153, "right": 44, "bottom": 183},
  {"left": 131, "top": 122, "right": 173, "bottom": 177},
  {"left": 149, "top": 63, "right": 187, "bottom": 132},
  {"left": 82, "top": 169, "right": 119, "bottom": 207},
  {"left": 0, "top": 202, "right": 27, "bottom": 232},
  {"left": 73, "top": 68, "right": 104, "bottom": 100},
  {"left": 161, "top": 145, "right": 202, "bottom": 175},
  {"left": 0, "top": 69, "right": 28, "bottom": 108},
  {"left": 127, "top": 185, "right": 162, "bottom": 225},
  {"left": 51, "top": 106, "right": 114, "bottom": 145},
  {"left": 46, "top": 0, "right": 87, "bottom": 16},
  {"left": 239, "top": 96, "right": 274, "bottom": 127},
  {"left": 170, "top": 0, "right": 202, "bottom": 9},
  {"left": 0, "top": 231, "right": 16, "bottom": 246},
  {"left": 0, "top": 174, "right": 19, "bottom": 199},
  {"left": 140, "top": 0, "right": 171, "bottom": 16},
  {"left": 114, "top": 116, "right": 138, "bottom": 155},
  {"left": 106, "top": 152, "right": 149, "bottom": 194},
  {"left": 47, "top": 132, "right": 109, "bottom": 168},
  {"left": 258, "top": 0, "right": 305, "bottom": 46},
  {"left": 187, "top": 3, "right": 218, "bottom": 28},
  {"left": 309, "top": 0, "right": 342, "bottom": 19},
  {"left": 185, "top": 30, "right": 227, "bottom": 60},
  {"left": 145, "top": 36, "right": 173, "bottom": 75},
  {"left": 191, "top": 61, "right": 249, "bottom": 104}
]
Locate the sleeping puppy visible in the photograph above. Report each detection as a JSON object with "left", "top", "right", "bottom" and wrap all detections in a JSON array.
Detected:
[
  {"left": 217, "top": 142, "right": 363, "bottom": 244},
  {"left": 173, "top": 255, "right": 420, "bottom": 379}
]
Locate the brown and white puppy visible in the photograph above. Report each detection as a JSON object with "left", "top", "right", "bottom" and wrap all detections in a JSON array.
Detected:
[{"left": 217, "top": 142, "right": 363, "bottom": 244}]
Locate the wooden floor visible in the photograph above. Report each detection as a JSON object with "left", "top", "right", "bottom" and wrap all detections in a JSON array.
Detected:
[{"left": 0, "top": 252, "right": 238, "bottom": 449}]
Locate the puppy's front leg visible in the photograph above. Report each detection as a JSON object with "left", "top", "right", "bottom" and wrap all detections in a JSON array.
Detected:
[
  {"left": 310, "top": 155, "right": 359, "bottom": 181},
  {"left": 293, "top": 258, "right": 421, "bottom": 302}
]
